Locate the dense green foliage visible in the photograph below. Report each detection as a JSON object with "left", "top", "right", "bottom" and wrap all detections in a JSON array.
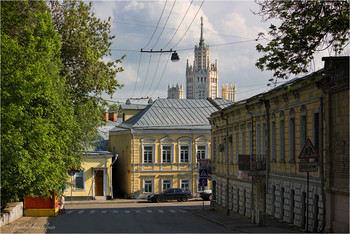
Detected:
[
  {"left": 1, "top": 0, "right": 124, "bottom": 206},
  {"left": 255, "top": 0, "right": 350, "bottom": 83},
  {"left": 1, "top": 1, "right": 81, "bottom": 205},
  {"left": 48, "top": 0, "right": 124, "bottom": 147}
]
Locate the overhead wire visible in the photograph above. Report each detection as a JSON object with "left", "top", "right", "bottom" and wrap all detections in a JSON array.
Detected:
[
  {"left": 144, "top": 53, "right": 163, "bottom": 98},
  {"left": 151, "top": 0, "right": 177, "bottom": 49},
  {"left": 143, "top": 0, "right": 168, "bottom": 49},
  {"left": 171, "top": 0, "right": 205, "bottom": 50},
  {"left": 139, "top": 53, "right": 153, "bottom": 98},
  {"left": 162, "top": 0, "right": 194, "bottom": 49},
  {"left": 150, "top": 53, "right": 172, "bottom": 98},
  {"left": 132, "top": 52, "right": 143, "bottom": 97}
]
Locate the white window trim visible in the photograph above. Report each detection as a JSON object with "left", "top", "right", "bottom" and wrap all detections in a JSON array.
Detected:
[
  {"left": 161, "top": 178, "right": 173, "bottom": 191},
  {"left": 143, "top": 145, "right": 154, "bottom": 164},
  {"left": 73, "top": 169, "right": 86, "bottom": 191},
  {"left": 178, "top": 137, "right": 192, "bottom": 163},
  {"left": 141, "top": 137, "right": 156, "bottom": 164},
  {"left": 179, "top": 144, "right": 190, "bottom": 163},
  {"left": 195, "top": 136, "right": 209, "bottom": 162},
  {"left": 180, "top": 178, "right": 191, "bottom": 192},
  {"left": 143, "top": 179, "right": 154, "bottom": 194}
]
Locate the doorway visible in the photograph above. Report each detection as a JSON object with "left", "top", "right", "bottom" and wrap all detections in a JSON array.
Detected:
[{"left": 94, "top": 170, "right": 104, "bottom": 196}]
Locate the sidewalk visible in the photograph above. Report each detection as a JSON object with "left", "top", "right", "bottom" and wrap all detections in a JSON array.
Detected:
[
  {"left": 65, "top": 198, "right": 145, "bottom": 205},
  {"left": 192, "top": 207, "right": 302, "bottom": 233}
]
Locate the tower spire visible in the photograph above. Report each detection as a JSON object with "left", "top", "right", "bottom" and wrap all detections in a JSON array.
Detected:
[{"left": 199, "top": 16, "right": 204, "bottom": 47}]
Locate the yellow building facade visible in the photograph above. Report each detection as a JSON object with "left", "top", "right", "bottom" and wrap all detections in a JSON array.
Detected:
[
  {"left": 209, "top": 57, "right": 349, "bottom": 232},
  {"left": 109, "top": 99, "right": 232, "bottom": 198},
  {"left": 64, "top": 151, "right": 114, "bottom": 200}
]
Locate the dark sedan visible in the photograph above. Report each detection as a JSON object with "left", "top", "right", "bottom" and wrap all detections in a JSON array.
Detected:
[{"left": 147, "top": 188, "right": 193, "bottom": 202}]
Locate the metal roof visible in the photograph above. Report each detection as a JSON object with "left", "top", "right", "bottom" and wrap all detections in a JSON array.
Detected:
[{"left": 110, "top": 98, "right": 232, "bottom": 131}]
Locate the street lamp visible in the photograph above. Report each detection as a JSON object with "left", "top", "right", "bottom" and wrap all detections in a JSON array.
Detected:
[
  {"left": 170, "top": 51, "right": 179, "bottom": 62},
  {"left": 140, "top": 49, "right": 180, "bottom": 62}
]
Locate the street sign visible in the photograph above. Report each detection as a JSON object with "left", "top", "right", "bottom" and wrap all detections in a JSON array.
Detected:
[
  {"left": 199, "top": 177, "right": 207, "bottom": 186},
  {"left": 299, "top": 162, "right": 319, "bottom": 172},
  {"left": 298, "top": 138, "right": 319, "bottom": 159},
  {"left": 198, "top": 159, "right": 210, "bottom": 187},
  {"left": 199, "top": 169, "right": 208, "bottom": 177},
  {"left": 198, "top": 159, "right": 209, "bottom": 169}
]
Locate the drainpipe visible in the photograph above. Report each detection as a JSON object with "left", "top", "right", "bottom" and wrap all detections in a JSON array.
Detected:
[
  {"left": 263, "top": 99, "right": 270, "bottom": 215},
  {"left": 246, "top": 105, "right": 254, "bottom": 223},
  {"left": 131, "top": 129, "right": 135, "bottom": 198},
  {"left": 320, "top": 96, "right": 325, "bottom": 232},
  {"left": 221, "top": 112, "right": 230, "bottom": 215},
  {"left": 110, "top": 154, "right": 118, "bottom": 199}
]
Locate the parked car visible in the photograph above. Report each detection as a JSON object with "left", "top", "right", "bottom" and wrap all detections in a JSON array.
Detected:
[
  {"left": 199, "top": 189, "right": 212, "bottom": 201},
  {"left": 147, "top": 188, "right": 193, "bottom": 203}
]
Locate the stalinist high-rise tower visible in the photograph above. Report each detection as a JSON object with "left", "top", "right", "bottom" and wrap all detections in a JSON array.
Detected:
[{"left": 185, "top": 17, "right": 218, "bottom": 99}]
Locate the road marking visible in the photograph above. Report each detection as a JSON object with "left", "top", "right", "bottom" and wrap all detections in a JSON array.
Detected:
[
  {"left": 78, "top": 210, "right": 84, "bottom": 214},
  {"left": 169, "top": 210, "right": 176, "bottom": 213},
  {"left": 113, "top": 210, "right": 118, "bottom": 214},
  {"left": 146, "top": 210, "right": 152, "bottom": 213},
  {"left": 90, "top": 210, "right": 96, "bottom": 214},
  {"left": 101, "top": 210, "right": 107, "bottom": 214},
  {"left": 125, "top": 210, "right": 130, "bottom": 214},
  {"left": 158, "top": 210, "right": 164, "bottom": 213},
  {"left": 135, "top": 210, "right": 141, "bottom": 214},
  {"left": 67, "top": 210, "right": 73, "bottom": 214},
  {"left": 180, "top": 210, "right": 188, "bottom": 213}
]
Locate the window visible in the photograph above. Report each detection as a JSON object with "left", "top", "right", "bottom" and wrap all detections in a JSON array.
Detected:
[
  {"left": 197, "top": 145, "right": 206, "bottom": 159},
  {"left": 271, "top": 185, "right": 276, "bottom": 216},
  {"left": 279, "top": 119, "right": 285, "bottom": 162},
  {"left": 144, "top": 180, "right": 153, "bottom": 193},
  {"left": 181, "top": 180, "right": 189, "bottom": 191},
  {"left": 235, "top": 132, "right": 239, "bottom": 163},
  {"left": 290, "top": 189, "right": 295, "bottom": 224},
  {"left": 289, "top": 117, "right": 295, "bottom": 161},
  {"left": 249, "top": 123, "right": 253, "bottom": 155},
  {"left": 144, "top": 146, "right": 153, "bottom": 163},
  {"left": 312, "top": 112, "right": 320, "bottom": 155},
  {"left": 162, "top": 180, "right": 171, "bottom": 191},
  {"left": 300, "top": 115, "right": 307, "bottom": 150},
  {"left": 180, "top": 145, "right": 189, "bottom": 163},
  {"left": 162, "top": 146, "right": 171, "bottom": 163},
  {"left": 271, "top": 121, "right": 276, "bottom": 161},
  {"left": 256, "top": 122, "right": 260, "bottom": 155},
  {"left": 262, "top": 123, "right": 266, "bottom": 156},
  {"left": 74, "top": 170, "right": 84, "bottom": 190},
  {"left": 280, "top": 187, "right": 285, "bottom": 220},
  {"left": 241, "top": 125, "right": 245, "bottom": 154}
]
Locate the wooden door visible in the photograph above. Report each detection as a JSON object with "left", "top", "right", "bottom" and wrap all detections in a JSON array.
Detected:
[{"left": 94, "top": 170, "right": 104, "bottom": 196}]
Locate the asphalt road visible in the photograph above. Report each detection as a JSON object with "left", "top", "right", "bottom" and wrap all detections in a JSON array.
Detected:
[{"left": 46, "top": 200, "right": 233, "bottom": 233}]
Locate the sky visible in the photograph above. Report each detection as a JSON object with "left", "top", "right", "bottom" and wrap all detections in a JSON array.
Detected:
[{"left": 91, "top": 0, "right": 328, "bottom": 105}]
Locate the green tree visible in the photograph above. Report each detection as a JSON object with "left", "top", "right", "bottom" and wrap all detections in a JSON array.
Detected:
[
  {"left": 1, "top": 1, "right": 81, "bottom": 206},
  {"left": 255, "top": 0, "right": 350, "bottom": 84},
  {"left": 48, "top": 0, "right": 125, "bottom": 146},
  {"left": 108, "top": 104, "right": 120, "bottom": 112}
]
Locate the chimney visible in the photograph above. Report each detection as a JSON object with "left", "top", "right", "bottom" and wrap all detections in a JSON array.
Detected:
[
  {"left": 108, "top": 112, "right": 117, "bottom": 122},
  {"left": 104, "top": 112, "right": 109, "bottom": 122}
]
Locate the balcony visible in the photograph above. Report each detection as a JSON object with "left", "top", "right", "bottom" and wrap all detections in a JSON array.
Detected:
[{"left": 238, "top": 154, "right": 266, "bottom": 176}]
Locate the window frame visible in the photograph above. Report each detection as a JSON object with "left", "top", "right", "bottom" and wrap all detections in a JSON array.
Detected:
[
  {"left": 143, "top": 146, "right": 153, "bottom": 164},
  {"left": 74, "top": 169, "right": 85, "bottom": 191},
  {"left": 143, "top": 179, "right": 153, "bottom": 193}
]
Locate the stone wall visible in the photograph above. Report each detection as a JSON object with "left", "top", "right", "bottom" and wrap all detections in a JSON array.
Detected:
[{"left": 0, "top": 202, "right": 23, "bottom": 227}]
